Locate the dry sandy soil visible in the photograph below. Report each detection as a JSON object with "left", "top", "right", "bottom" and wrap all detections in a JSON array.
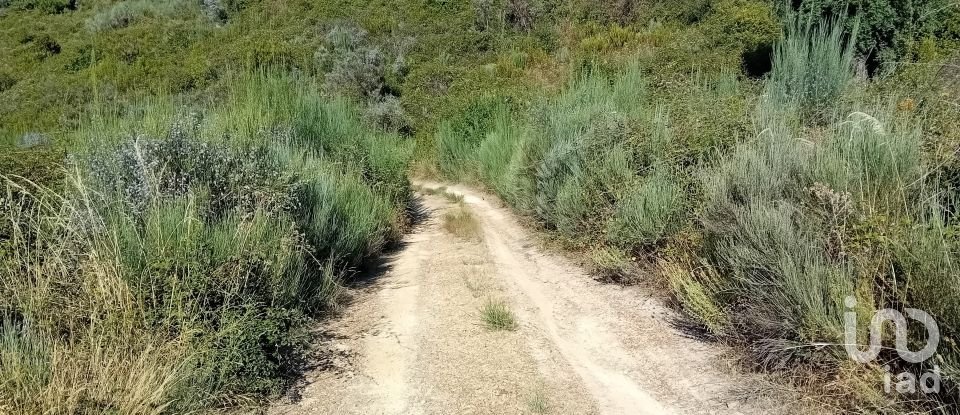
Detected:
[{"left": 268, "top": 182, "right": 806, "bottom": 415}]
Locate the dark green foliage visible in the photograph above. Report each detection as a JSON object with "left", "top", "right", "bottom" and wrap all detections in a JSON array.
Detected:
[
  {"left": 14, "top": 0, "right": 74, "bottom": 14},
  {"left": 0, "top": 72, "right": 14, "bottom": 92},
  {"left": 436, "top": 95, "right": 505, "bottom": 178},
  {"left": 794, "top": 0, "right": 960, "bottom": 70},
  {"left": 702, "top": 0, "right": 781, "bottom": 76}
]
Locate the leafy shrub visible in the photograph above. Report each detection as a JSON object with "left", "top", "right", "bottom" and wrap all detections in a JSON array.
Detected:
[
  {"left": 794, "top": 0, "right": 959, "bottom": 70},
  {"left": 318, "top": 23, "right": 400, "bottom": 101},
  {"left": 323, "top": 48, "right": 386, "bottom": 100},
  {"left": 506, "top": 0, "right": 536, "bottom": 31},
  {"left": 365, "top": 94, "right": 411, "bottom": 133},
  {"left": 14, "top": 0, "right": 73, "bottom": 14},
  {"left": 702, "top": 0, "right": 780, "bottom": 76},
  {"left": 472, "top": 0, "right": 498, "bottom": 31},
  {"left": 201, "top": 0, "right": 227, "bottom": 23},
  {"left": 82, "top": 118, "right": 293, "bottom": 218}
]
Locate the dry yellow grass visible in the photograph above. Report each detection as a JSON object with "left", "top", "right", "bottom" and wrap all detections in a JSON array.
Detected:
[{"left": 442, "top": 206, "right": 482, "bottom": 241}]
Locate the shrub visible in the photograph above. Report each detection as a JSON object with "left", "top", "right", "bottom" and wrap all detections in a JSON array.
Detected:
[
  {"left": 524, "top": 65, "right": 661, "bottom": 240},
  {"left": 681, "top": 93, "right": 932, "bottom": 377},
  {"left": 0, "top": 70, "right": 412, "bottom": 413},
  {"left": 317, "top": 24, "right": 409, "bottom": 101},
  {"left": 322, "top": 45, "right": 388, "bottom": 101},
  {"left": 365, "top": 94, "right": 411, "bottom": 133},
  {"left": 702, "top": 0, "right": 780, "bottom": 76},
  {"left": 0, "top": 141, "right": 63, "bottom": 189},
  {"left": 476, "top": 107, "right": 525, "bottom": 199},
  {"left": 794, "top": 0, "right": 959, "bottom": 70},
  {"left": 0, "top": 72, "right": 15, "bottom": 92},
  {"left": 86, "top": 0, "right": 196, "bottom": 32},
  {"left": 82, "top": 118, "right": 294, "bottom": 218},
  {"left": 316, "top": 24, "right": 413, "bottom": 133},
  {"left": 435, "top": 95, "right": 504, "bottom": 178},
  {"left": 606, "top": 169, "right": 686, "bottom": 248},
  {"left": 895, "top": 218, "right": 960, "bottom": 388},
  {"left": 768, "top": 13, "right": 857, "bottom": 124},
  {"left": 506, "top": 0, "right": 536, "bottom": 31},
  {"left": 472, "top": 0, "right": 498, "bottom": 31},
  {"left": 201, "top": 0, "right": 227, "bottom": 23},
  {"left": 14, "top": 0, "right": 73, "bottom": 14}
]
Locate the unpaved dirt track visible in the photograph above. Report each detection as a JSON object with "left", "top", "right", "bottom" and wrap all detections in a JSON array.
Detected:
[{"left": 269, "top": 183, "right": 803, "bottom": 415}]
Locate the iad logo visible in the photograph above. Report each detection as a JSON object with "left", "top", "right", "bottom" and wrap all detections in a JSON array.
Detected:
[{"left": 843, "top": 296, "right": 941, "bottom": 394}]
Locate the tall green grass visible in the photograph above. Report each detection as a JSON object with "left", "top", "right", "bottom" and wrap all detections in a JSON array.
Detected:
[
  {"left": 432, "top": 13, "right": 960, "bottom": 411},
  {"left": 0, "top": 71, "right": 412, "bottom": 413},
  {"left": 769, "top": 13, "right": 858, "bottom": 123},
  {"left": 436, "top": 64, "right": 687, "bottom": 254},
  {"left": 670, "top": 15, "right": 958, "bottom": 411}
]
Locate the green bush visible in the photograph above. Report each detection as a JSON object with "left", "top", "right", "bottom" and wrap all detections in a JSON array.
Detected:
[
  {"left": 795, "top": 0, "right": 960, "bottom": 70},
  {"left": 769, "top": 13, "right": 857, "bottom": 123},
  {"left": 681, "top": 92, "right": 936, "bottom": 381},
  {"left": 435, "top": 95, "right": 504, "bottom": 178},
  {"left": 702, "top": 0, "right": 780, "bottom": 75},
  {"left": 606, "top": 169, "right": 686, "bottom": 248},
  {"left": 0, "top": 70, "right": 412, "bottom": 413},
  {"left": 86, "top": 0, "right": 197, "bottom": 32},
  {"left": 476, "top": 107, "right": 526, "bottom": 200},
  {"left": 698, "top": 124, "right": 853, "bottom": 363},
  {"left": 14, "top": 0, "right": 72, "bottom": 14},
  {"left": 0, "top": 72, "right": 15, "bottom": 92}
]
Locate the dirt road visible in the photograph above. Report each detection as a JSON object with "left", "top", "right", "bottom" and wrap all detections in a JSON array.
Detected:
[{"left": 269, "top": 183, "right": 800, "bottom": 415}]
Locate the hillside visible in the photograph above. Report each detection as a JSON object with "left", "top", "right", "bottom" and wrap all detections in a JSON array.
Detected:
[{"left": 2, "top": 0, "right": 960, "bottom": 413}]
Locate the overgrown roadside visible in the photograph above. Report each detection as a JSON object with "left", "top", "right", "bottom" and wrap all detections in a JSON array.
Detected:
[{"left": 270, "top": 182, "right": 809, "bottom": 415}]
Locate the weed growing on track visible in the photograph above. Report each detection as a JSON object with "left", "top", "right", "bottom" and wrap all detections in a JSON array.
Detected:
[
  {"left": 481, "top": 298, "right": 517, "bottom": 331},
  {"left": 527, "top": 389, "right": 549, "bottom": 414},
  {"left": 443, "top": 206, "right": 482, "bottom": 241}
]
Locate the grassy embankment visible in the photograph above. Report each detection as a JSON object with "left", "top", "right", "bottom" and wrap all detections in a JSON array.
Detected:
[
  {"left": 431, "top": 3, "right": 960, "bottom": 413},
  {"left": 1, "top": 71, "right": 412, "bottom": 412}
]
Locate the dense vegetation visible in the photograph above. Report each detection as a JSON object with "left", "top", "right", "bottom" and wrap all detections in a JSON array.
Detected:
[
  {"left": 431, "top": 2, "right": 960, "bottom": 414},
  {"left": 2, "top": 0, "right": 959, "bottom": 413},
  {"left": 1, "top": 70, "right": 412, "bottom": 412}
]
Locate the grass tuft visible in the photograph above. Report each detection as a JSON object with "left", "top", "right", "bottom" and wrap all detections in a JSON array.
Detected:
[
  {"left": 442, "top": 205, "right": 482, "bottom": 241},
  {"left": 480, "top": 298, "right": 517, "bottom": 331},
  {"left": 527, "top": 389, "right": 549, "bottom": 414}
]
